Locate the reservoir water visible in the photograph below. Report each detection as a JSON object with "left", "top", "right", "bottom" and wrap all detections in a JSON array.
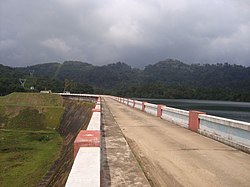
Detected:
[{"left": 136, "top": 98, "right": 250, "bottom": 123}]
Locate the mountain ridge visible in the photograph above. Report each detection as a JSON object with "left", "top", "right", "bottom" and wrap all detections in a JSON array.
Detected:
[{"left": 1, "top": 59, "right": 250, "bottom": 101}]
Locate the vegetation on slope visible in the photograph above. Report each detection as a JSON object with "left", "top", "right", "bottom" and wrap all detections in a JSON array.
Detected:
[
  {"left": 0, "top": 93, "right": 64, "bottom": 129},
  {"left": 43, "top": 98, "right": 95, "bottom": 186},
  {"left": 0, "top": 93, "right": 64, "bottom": 187},
  {"left": 0, "top": 130, "right": 62, "bottom": 187}
]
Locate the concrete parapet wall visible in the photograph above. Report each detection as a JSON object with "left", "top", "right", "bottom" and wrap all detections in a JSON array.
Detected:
[
  {"left": 144, "top": 102, "right": 158, "bottom": 116},
  {"left": 134, "top": 100, "right": 143, "bottom": 110},
  {"left": 115, "top": 96, "right": 250, "bottom": 153},
  {"left": 65, "top": 147, "right": 100, "bottom": 187},
  {"left": 162, "top": 106, "right": 189, "bottom": 128},
  {"left": 95, "top": 104, "right": 101, "bottom": 110},
  {"left": 66, "top": 95, "right": 101, "bottom": 187},
  {"left": 123, "top": 98, "right": 128, "bottom": 105},
  {"left": 87, "top": 112, "right": 101, "bottom": 130},
  {"left": 73, "top": 130, "right": 100, "bottom": 157},
  {"left": 128, "top": 99, "right": 134, "bottom": 107},
  {"left": 199, "top": 114, "right": 250, "bottom": 153},
  {"left": 57, "top": 93, "right": 100, "bottom": 98}
]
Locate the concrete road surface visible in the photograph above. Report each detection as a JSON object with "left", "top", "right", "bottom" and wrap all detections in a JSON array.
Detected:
[{"left": 104, "top": 96, "right": 250, "bottom": 187}]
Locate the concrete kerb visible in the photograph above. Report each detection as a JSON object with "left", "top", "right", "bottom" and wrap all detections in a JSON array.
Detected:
[
  {"left": 66, "top": 95, "right": 101, "bottom": 187},
  {"left": 65, "top": 147, "right": 100, "bottom": 187}
]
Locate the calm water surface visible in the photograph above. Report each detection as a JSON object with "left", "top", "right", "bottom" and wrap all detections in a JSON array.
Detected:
[{"left": 136, "top": 98, "right": 250, "bottom": 123}]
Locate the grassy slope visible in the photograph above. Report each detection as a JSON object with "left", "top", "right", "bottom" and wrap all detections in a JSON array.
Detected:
[
  {"left": 0, "top": 93, "right": 64, "bottom": 187},
  {"left": 0, "top": 93, "right": 64, "bottom": 129}
]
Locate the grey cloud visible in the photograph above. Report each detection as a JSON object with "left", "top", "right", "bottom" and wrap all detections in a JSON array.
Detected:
[{"left": 0, "top": 0, "right": 249, "bottom": 67}]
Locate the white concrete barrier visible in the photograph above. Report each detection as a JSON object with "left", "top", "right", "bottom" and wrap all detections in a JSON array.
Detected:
[
  {"left": 65, "top": 94, "right": 101, "bottom": 186},
  {"left": 199, "top": 114, "right": 250, "bottom": 152},
  {"left": 128, "top": 99, "right": 134, "bottom": 107},
  {"left": 87, "top": 112, "right": 101, "bottom": 130},
  {"left": 123, "top": 98, "right": 128, "bottom": 104},
  {"left": 57, "top": 93, "right": 100, "bottom": 98},
  {"left": 144, "top": 103, "right": 158, "bottom": 116},
  {"left": 65, "top": 147, "right": 100, "bottom": 187},
  {"left": 134, "top": 100, "right": 143, "bottom": 110},
  {"left": 162, "top": 106, "right": 189, "bottom": 128},
  {"left": 95, "top": 104, "right": 101, "bottom": 110}
]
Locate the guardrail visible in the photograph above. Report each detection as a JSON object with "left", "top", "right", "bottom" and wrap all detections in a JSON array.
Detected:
[
  {"left": 128, "top": 99, "right": 134, "bottom": 107},
  {"left": 57, "top": 93, "right": 100, "bottom": 98},
  {"left": 144, "top": 102, "right": 159, "bottom": 116},
  {"left": 66, "top": 96, "right": 101, "bottom": 187},
  {"left": 114, "top": 97, "right": 250, "bottom": 153},
  {"left": 199, "top": 114, "right": 250, "bottom": 153},
  {"left": 162, "top": 106, "right": 189, "bottom": 128},
  {"left": 134, "top": 100, "right": 144, "bottom": 110}
]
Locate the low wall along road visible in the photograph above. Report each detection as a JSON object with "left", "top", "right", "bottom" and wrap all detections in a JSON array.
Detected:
[
  {"left": 65, "top": 95, "right": 101, "bottom": 187},
  {"left": 117, "top": 97, "right": 250, "bottom": 153}
]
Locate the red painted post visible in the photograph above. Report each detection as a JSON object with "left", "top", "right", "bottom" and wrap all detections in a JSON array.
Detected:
[
  {"left": 74, "top": 130, "right": 100, "bottom": 158},
  {"left": 142, "top": 102, "right": 146, "bottom": 111},
  {"left": 188, "top": 111, "right": 206, "bottom": 132},
  {"left": 92, "top": 108, "right": 101, "bottom": 112},
  {"left": 157, "top": 105, "right": 163, "bottom": 117}
]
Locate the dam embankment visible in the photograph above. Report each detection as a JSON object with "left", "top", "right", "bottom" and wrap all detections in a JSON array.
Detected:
[{"left": 38, "top": 96, "right": 95, "bottom": 186}]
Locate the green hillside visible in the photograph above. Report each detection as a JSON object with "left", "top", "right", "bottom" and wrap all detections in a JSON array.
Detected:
[
  {"left": 1, "top": 59, "right": 250, "bottom": 101},
  {"left": 0, "top": 93, "right": 64, "bottom": 130},
  {"left": 0, "top": 93, "right": 64, "bottom": 187}
]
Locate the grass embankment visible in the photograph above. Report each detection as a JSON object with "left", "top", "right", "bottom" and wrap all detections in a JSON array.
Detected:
[{"left": 0, "top": 93, "right": 64, "bottom": 187}]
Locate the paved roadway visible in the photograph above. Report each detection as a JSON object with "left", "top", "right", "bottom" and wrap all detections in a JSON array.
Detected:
[{"left": 103, "top": 96, "right": 250, "bottom": 187}]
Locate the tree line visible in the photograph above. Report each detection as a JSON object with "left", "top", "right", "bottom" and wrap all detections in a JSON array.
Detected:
[{"left": 1, "top": 59, "right": 250, "bottom": 101}]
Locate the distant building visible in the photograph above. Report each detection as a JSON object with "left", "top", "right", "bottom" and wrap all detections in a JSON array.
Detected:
[{"left": 40, "top": 90, "right": 52, "bottom": 93}]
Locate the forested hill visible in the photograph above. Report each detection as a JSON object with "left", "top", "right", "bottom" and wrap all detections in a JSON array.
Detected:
[
  {"left": 143, "top": 60, "right": 250, "bottom": 89},
  {"left": 16, "top": 61, "right": 141, "bottom": 90},
  {"left": 1, "top": 59, "right": 250, "bottom": 101}
]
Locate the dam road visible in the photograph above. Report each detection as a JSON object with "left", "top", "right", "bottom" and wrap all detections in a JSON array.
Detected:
[{"left": 102, "top": 96, "right": 250, "bottom": 187}]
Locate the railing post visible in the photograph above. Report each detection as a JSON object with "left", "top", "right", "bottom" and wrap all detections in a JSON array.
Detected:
[
  {"left": 142, "top": 102, "right": 146, "bottom": 111},
  {"left": 157, "top": 105, "right": 163, "bottom": 118},
  {"left": 188, "top": 111, "right": 206, "bottom": 132}
]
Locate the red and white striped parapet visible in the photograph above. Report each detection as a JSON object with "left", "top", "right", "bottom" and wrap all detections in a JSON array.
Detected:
[{"left": 66, "top": 97, "right": 101, "bottom": 187}]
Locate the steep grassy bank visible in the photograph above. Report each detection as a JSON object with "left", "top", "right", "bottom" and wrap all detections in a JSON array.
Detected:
[
  {"left": 40, "top": 98, "right": 95, "bottom": 186},
  {"left": 0, "top": 93, "right": 64, "bottom": 187}
]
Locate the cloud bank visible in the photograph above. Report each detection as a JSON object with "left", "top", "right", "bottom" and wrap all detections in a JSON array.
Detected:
[{"left": 0, "top": 0, "right": 250, "bottom": 67}]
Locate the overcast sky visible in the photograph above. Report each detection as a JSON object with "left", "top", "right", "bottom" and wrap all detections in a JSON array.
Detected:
[{"left": 0, "top": 0, "right": 250, "bottom": 67}]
